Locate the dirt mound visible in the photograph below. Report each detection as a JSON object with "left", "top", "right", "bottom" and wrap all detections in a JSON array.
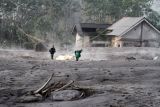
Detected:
[{"left": 35, "top": 43, "right": 47, "bottom": 52}]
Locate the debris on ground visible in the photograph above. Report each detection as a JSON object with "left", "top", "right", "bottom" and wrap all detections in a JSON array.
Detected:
[
  {"left": 16, "top": 73, "right": 89, "bottom": 103},
  {"left": 153, "top": 56, "right": 159, "bottom": 60},
  {"left": 126, "top": 57, "right": 136, "bottom": 60},
  {"left": 51, "top": 90, "right": 82, "bottom": 101}
]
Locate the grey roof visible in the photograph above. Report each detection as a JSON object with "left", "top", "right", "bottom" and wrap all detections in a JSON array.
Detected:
[
  {"left": 81, "top": 23, "right": 110, "bottom": 29},
  {"left": 107, "top": 17, "right": 144, "bottom": 36},
  {"left": 72, "top": 23, "right": 110, "bottom": 34}
]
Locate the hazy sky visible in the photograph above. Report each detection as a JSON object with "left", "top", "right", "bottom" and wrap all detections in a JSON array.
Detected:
[{"left": 152, "top": 0, "right": 160, "bottom": 13}]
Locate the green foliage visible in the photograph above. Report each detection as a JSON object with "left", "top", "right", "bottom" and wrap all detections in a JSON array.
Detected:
[
  {"left": 83, "top": 0, "right": 153, "bottom": 23},
  {"left": 147, "top": 10, "right": 160, "bottom": 30},
  {"left": 1, "top": 0, "right": 160, "bottom": 48},
  {"left": 0, "top": 0, "right": 77, "bottom": 48}
]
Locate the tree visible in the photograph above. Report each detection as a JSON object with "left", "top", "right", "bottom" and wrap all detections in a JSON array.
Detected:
[
  {"left": 0, "top": 0, "right": 77, "bottom": 48},
  {"left": 147, "top": 10, "right": 160, "bottom": 30},
  {"left": 83, "top": 0, "right": 153, "bottom": 23}
]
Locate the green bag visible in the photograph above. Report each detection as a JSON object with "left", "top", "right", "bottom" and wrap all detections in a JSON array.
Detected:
[
  {"left": 75, "top": 50, "right": 82, "bottom": 61},
  {"left": 75, "top": 51, "right": 81, "bottom": 58}
]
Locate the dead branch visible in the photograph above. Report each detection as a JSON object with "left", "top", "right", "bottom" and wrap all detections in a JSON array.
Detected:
[
  {"left": 42, "top": 81, "right": 61, "bottom": 94},
  {"left": 17, "top": 27, "right": 44, "bottom": 43},
  {"left": 54, "top": 80, "right": 74, "bottom": 92},
  {"left": 42, "top": 83, "right": 55, "bottom": 94},
  {"left": 34, "top": 73, "right": 54, "bottom": 94}
]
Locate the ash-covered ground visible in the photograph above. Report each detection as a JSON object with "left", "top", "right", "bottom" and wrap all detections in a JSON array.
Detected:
[{"left": 1, "top": 48, "right": 160, "bottom": 107}]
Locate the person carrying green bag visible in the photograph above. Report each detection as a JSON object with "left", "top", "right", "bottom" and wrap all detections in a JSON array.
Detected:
[{"left": 75, "top": 49, "right": 82, "bottom": 61}]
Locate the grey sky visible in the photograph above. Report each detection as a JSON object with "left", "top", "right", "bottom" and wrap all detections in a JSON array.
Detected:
[{"left": 152, "top": 0, "right": 160, "bottom": 13}]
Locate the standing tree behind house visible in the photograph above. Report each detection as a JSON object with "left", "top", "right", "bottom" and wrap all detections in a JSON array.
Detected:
[{"left": 83, "top": 0, "right": 160, "bottom": 30}]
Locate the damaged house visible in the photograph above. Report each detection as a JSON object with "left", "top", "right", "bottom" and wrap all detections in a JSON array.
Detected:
[
  {"left": 72, "top": 23, "right": 111, "bottom": 49},
  {"left": 73, "top": 17, "right": 160, "bottom": 48}
]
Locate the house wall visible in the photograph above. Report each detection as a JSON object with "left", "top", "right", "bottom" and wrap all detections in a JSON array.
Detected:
[
  {"left": 84, "top": 33, "right": 114, "bottom": 47},
  {"left": 121, "top": 40, "right": 141, "bottom": 47},
  {"left": 123, "top": 24, "right": 141, "bottom": 40},
  {"left": 75, "top": 32, "right": 90, "bottom": 49},
  {"left": 142, "top": 22, "right": 159, "bottom": 47},
  {"left": 83, "top": 36, "right": 90, "bottom": 47},
  {"left": 120, "top": 21, "right": 160, "bottom": 47},
  {"left": 75, "top": 33, "right": 83, "bottom": 50}
]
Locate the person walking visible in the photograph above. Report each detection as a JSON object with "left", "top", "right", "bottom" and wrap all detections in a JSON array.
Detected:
[
  {"left": 49, "top": 45, "right": 56, "bottom": 60},
  {"left": 75, "top": 49, "right": 82, "bottom": 61}
]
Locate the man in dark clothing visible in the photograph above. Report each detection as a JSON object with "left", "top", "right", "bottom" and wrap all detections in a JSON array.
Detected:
[
  {"left": 75, "top": 49, "right": 82, "bottom": 61},
  {"left": 49, "top": 45, "right": 56, "bottom": 60}
]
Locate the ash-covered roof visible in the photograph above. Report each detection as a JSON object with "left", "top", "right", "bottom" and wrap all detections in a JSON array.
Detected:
[
  {"left": 80, "top": 23, "right": 110, "bottom": 29},
  {"left": 107, "top": 17, "right": 144, "bottom": 36},
  {"left": 72, "top": 23, "right": 110, "bottom": 35}
]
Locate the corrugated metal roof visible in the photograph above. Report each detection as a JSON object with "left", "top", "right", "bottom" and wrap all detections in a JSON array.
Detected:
[{"left": 107, "top": 17, "right": 144, "bottom": 36}]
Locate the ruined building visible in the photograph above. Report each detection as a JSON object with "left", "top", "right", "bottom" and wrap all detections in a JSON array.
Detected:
[{"left": 72, "top": 17, "right": 160, "bottom": 48}]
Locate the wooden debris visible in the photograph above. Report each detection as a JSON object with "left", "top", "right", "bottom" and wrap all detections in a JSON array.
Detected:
[
  {"left": 54, "top": 80, "right": 74, "bottom": 92},
  {"left": 17, "top": 74, "right": 91, "bottom": 103},
  {"left": 34, "top": 73, "right": 54, "bottom": 94}
]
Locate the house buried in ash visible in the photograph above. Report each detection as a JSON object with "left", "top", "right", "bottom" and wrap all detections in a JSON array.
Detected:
[{"left": 72, "top": 17, "right": 160, "bottom": 48}]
